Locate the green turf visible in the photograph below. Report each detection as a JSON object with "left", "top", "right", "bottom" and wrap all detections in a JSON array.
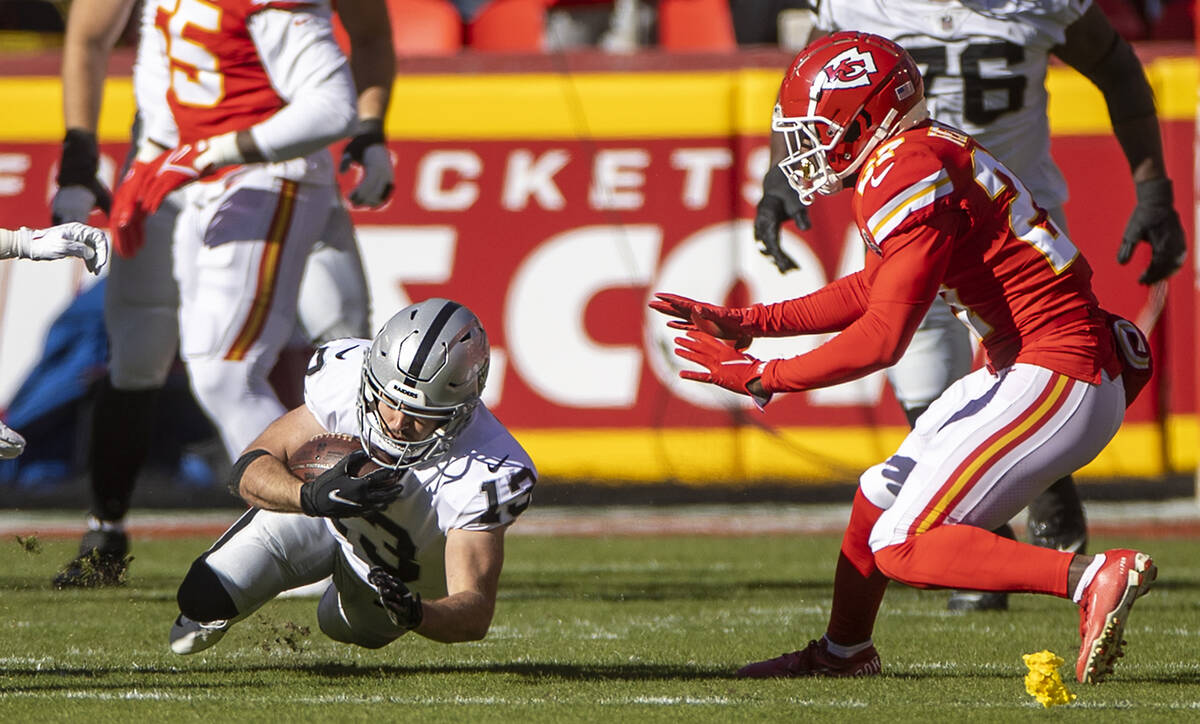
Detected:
[{"left": 1, "top": 528, "right": 1198, "bottom": 721}]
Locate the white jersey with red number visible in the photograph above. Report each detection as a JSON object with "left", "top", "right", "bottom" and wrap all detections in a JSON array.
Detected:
[
  {"left": 302, "top": 338, "right": 537, "bottom": 599},
  {"left": 144, "top": 0, "right": 343, "bottom": 184},
  {"left": 814, "top": 0, "right": 1091, "bottom": 210},
  {"left": 854, "top": 121, "right": 1117, "bottom": 381}
]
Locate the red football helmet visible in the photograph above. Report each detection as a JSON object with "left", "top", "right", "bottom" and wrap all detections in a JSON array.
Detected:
[{"left": 773, "top": 31, "right": 927, "bottom": 204}]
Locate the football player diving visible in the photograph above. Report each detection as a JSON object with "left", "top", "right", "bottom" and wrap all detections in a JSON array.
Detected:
[{"left": 168, "top": 298, "right": 535, "bottom": 654}]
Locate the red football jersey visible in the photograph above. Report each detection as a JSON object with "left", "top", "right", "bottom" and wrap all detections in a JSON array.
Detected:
[
  {"left": 758, "top": 121, "right": 1119, "bottom": 393},
  {"left": 154, "top": 0, "right": 316, "bottom": 144}
]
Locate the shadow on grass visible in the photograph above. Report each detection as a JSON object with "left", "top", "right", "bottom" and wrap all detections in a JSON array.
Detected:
[
  {"left": 0, "top": 660, "right": 741, "bottom": 690},
  {"left": 7, "top": 659, "right": 1198, "bottom": 692}
]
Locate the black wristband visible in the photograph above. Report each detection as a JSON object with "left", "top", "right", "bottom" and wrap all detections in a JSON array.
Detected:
[
  {"left": 57, "top": 128, "right": 100, "bottom": 187},
  {"left": 227, "top": 449, "right": 272, "bottom": 498},
  {"left": 355, "top": 117, "right": 385, "bottom": 140},
  {"left": 1134, "top": 177, "right": 1173, "bottom": 205}
]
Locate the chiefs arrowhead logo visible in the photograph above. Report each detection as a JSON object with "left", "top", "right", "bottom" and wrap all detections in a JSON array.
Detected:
[{"left": 818, "top": 48, "right": 878, "bottom": 90}]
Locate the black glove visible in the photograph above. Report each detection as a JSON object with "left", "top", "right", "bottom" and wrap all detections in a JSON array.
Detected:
[
  {"left": 53, "top": 129, "right": 113, "bottom": 223},
  {"left": 753, "top": 165, "right": 810, "bottom": 274},
  {"left": 338, "top": 118, "right": 394, "bottom": 207},
  {"left": 298, "top": 450, "right": 402, "bottom": 518},
  {"left": 1118, "top": 178, "right": 1187, "bottom": 285},
  {"left": 368, "top": 566, "right": 424, "bottom": 630}
]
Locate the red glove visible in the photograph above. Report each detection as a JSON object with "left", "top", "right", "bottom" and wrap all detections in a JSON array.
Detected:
[
  {"left": 674, "top": 328, "right": 769, "bottom": 404},
  {"left": 649, "top": 292, "right": 752, "bottom": 349},
  {"left": 109, "top": 159, "right": 152, "bottom": 258},
  {"left": 140, "top": 142, "right": 216, "bottom": 214}
]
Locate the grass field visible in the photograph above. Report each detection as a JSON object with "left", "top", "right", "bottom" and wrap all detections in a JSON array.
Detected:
[{"left": 2, "top": 519, "right": 1198, "bottom": 721}]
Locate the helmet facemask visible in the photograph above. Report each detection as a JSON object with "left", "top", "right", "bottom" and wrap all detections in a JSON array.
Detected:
[
  {"left": 357, "top": 360, "right": 477, "bottom": 470},
  {"left": 355, "top": 298, "right": 489, "bottom": 471},
  {"left": 773, "top": 102, "right": 920, "bottom": 205},
  {"left": 773, "top": 104, "right": 848, "bottom": 205}
]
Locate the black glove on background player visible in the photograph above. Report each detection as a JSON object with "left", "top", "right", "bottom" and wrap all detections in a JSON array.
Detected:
[
  {"left": 339, "top": 118, "right": 394, "bottom": 207},
  {"left": 1118, "top": 177, "right": 1187, "bottom": 285},
  {"left": 753, "top": 164, "right": 810, "bottom": 274},
  {"left": 52, "top": 129, "right": 113, "bottom": 224},
  {"left": 299, "top": 450, "right": 401, "bottom": 518},
  {"left": 368, "top": 566, "right": 424, "bottom": 630}
]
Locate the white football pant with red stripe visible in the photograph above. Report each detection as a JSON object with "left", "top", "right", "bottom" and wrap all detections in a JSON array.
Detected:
[{"left": 861, "top": 362, "right": 1124, "bottom": 552}]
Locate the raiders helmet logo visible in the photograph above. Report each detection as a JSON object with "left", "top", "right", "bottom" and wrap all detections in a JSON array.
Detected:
[{"left": 818, "top": 48, "right": 878, "bottom": 90}]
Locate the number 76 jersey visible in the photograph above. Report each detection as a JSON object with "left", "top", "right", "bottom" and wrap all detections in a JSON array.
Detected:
[
  {"left": 304, "top": 339, "right": 537, "bottom": 599},
  {"left": 814, "top": 0, "right": 1090, "bottom": 211}
]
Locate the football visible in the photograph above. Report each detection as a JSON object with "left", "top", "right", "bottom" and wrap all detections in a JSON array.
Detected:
[{"left": 288, "top": 433, "right": 377, "bottom": 482}]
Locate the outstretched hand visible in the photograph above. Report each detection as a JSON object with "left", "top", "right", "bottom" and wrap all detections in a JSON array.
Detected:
[
  {"left": 649, "top": 292, "right": 752, "bottom": 349},
  {"left": 673, "top": 328, "right": 768, "bottom": 403},
  {"left": 8, "top": 222, "right": 109, "bottom": 274}
]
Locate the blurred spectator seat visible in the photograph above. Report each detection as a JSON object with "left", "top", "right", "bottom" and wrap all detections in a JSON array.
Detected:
[
  {"left": 657, "top": 0, "right": 736, "bottom": 51},
  {"left": 469, "top": 0, "right": 549, "bottom": 51},
  {"left": 386, "top": 0, "right": 463, "bottom": 55}
]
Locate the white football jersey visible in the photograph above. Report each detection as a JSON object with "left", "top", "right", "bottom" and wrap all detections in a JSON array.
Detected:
[
  {"left": 303, "top": 339, "right": 537, "bottom": 599},
  {"left": 132, "top": 0, "right": 178, "bottom": 149},
  {"left": 814, "top": 0, "right": 1091, "bottom": 209}
]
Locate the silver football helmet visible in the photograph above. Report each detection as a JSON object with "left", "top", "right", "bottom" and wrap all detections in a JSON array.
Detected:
[{"left": 358, "top": 298, "right": 490, "bottom": 470}]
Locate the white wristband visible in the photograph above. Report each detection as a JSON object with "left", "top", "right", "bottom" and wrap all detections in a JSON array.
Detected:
[
  {"left": 195, "top": 131, "right": 244, "bottom": 171},
  {"left": 0, "top": 227, "right": 32, "bottom": 259}
]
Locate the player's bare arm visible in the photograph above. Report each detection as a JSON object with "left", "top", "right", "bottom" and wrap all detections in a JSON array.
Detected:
[
  {"left": 234, "top": 405, "right": 327, "bottom": 512},
  {"left": 55, "top": 0, "right": 136, "bottom": 223},
  {"left": 415, "top": 527, "right": 507, "bottom": 643},
  {"left": 337, "top": 0, "right": 397, "bottom": 207},
  {"left": 340, "top": 0, "right": 395, "bottom": 122},
  {"left": 61, "top": 0, "right": 137, "bottom": 131}
]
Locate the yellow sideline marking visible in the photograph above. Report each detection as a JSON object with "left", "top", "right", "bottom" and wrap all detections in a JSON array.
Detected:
[
  {"left": 0, "top": 57, "right": 1192, "bottom": 141},
  {"left": 512, "top": 415, "right": 1195, "bottom": 484}
]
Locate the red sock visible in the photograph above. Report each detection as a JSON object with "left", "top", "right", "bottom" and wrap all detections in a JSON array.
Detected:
[
  {"left": 874, "top": 524, "right": 1073, "bottom": 597},
  {"left": 827, "top": 490, "right": 890, "bottom": 646}
]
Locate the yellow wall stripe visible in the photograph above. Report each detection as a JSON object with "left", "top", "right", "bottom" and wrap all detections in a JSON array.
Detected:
[
  {"left": 0, "top": 56, "right": 1192, "bottom": 142},
  {"left": 509, "top": 407, "right": 1192, "bottom": 484}
]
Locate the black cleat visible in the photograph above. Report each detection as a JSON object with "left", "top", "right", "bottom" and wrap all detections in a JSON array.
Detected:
[
  {"left": 52, "top": 529, "right": 131, "bottom": 588},
  {"left": 1027, "top": 476, "right": 1088, "bottom": 553}
]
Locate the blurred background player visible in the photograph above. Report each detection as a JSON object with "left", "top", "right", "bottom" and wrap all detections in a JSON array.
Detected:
[
  {"left": 655, "top": 32, "right": 1157, "bottom": 684},
  {"left": 51, "top": 0, "right": 395, "bottom": 588},
  {"left": 169, "top": 299, "right": 535, "bottom": 655},
  {"left": 0, "top": 222, "right": 108, "bottom": 458},
  {"left": 752, "top": 0, "right": 1186, "bottom": 611}
]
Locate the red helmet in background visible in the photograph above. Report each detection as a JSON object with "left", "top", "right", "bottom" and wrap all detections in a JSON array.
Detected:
[{"left": 773, "top": 31, "right": 927, "bottom": 204}]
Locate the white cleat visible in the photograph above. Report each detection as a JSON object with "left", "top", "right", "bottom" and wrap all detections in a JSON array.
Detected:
[{"left": 169, "top": 614, "right": 230, "bottom": 655}]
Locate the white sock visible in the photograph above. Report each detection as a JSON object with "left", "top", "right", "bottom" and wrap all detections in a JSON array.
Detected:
[
  {"left": 87, "top": 514, "right": 126, "bottom": 534},
  {"left": 823, "top": 635, "right": 874, "bottom": 658},
  {"left": 1072, "top": 553, "right": 1106, "bottom": 603}
]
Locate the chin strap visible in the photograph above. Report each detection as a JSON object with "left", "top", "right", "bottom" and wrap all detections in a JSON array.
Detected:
[{"left": 834, "top": 98, "right": 930, "bottom": 189}]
